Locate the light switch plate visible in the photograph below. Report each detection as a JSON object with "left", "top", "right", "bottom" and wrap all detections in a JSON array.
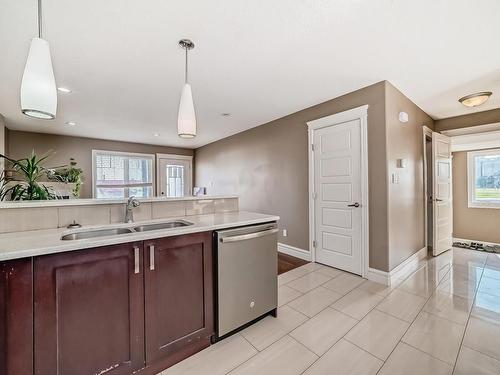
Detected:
[{"left": 392, "top": 173, "right": 400, "bottom": 184}]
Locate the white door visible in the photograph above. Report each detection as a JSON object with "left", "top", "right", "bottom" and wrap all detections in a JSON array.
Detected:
[
  {"left": 432, "top": 132, "right": 453, "bottom": 256},
  {"left": 313, "top": 119, "right": 363, "bottom": 274},
  {"left": 157, "top": 156, "right": 192, "bottom": 197}
]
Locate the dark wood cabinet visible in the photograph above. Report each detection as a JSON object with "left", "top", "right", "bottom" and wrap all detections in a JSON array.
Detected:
[
  {"left": 2, "top": 231, "right": 214, "bottom": 375},
  {"left": 0, "top": 258, "right": 33, "bottom": 375},
  {"left": 34, "top": 242, "right": 145, "bottom": 375},
  {"left": 144, "top": 232, "right": 213, "bottom": 367}
]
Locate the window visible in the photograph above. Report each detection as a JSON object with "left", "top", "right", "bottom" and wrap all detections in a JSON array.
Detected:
[
  {"left": 468, "top": 149, "right": 500, "bottom": 208},
  {"left": 157, "top": 154, "right": 193, "bottom": 198},
  {"left": 92, "top": 150, "right": 155, "bottom": 199}
]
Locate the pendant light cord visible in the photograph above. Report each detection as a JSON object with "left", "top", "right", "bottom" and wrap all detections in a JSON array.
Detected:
[{"left": 38, "top": 0, "right": 42, "bottom": 38}]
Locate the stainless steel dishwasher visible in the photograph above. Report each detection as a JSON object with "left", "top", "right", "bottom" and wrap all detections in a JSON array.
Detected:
[{"left": 214, "top": 222, "right": 278, "bottom": 339}]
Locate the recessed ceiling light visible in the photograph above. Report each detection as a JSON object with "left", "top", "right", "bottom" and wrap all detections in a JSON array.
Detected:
[
  {"left": 459, "top": 91, "right": 492, "bottom": 107},
  {"left": 153, "top": 132, "right": 160, "bottom": 137},
  {"left": 65, "top": 121, "right": 77, "bottom": 126},
  {"left": 221, "top": 113, "right": 231, "bottom": 117},
  {"left": 57, "top": 87, "right": 72, "bottom": 93}
]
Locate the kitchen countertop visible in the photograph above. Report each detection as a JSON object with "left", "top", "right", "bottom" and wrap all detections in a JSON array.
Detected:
[{"left": 0, "top": 211, "right": 279, "bottom": 261}]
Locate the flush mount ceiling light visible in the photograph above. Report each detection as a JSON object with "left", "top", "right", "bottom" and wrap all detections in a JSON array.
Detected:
[
  {"left": 459, "top": 92, "right": 492, "bottom": 108},
  {"left": 177, "top": 39, "right": 196, "bottom": 139},
  {"left": 20, "top": 0, "right": 57, "bottom": 119},
  {"left": 65, "top": 121, "right": 76, "bottom": 126},
  {"left": 153, "top": 132, "right": 160, "bottom": 137}
]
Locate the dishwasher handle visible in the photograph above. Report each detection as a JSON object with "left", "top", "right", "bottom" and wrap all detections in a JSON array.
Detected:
[{"left": 220, "top": 228, "right": 279, "bottom": 243}]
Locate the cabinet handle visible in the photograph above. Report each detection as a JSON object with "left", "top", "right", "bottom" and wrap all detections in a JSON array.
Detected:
[
  {"left": 134, "top": 246, "right": 140, "bottom": 274},
  {"left": 149, "top": 245, "right": 155, "bottom": 271}
]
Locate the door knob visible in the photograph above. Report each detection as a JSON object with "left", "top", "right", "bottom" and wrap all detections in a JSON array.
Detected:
[
  {"left": 347, "top": 202, "right": 360, "bottom": 208},
  {"left": 435, "top": 198, "right": 443, "bottom": 202}
]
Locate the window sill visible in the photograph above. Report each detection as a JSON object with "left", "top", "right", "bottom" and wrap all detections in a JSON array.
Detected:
[{"left": 468, "top": 202, "right": 500, "bottom": 210}]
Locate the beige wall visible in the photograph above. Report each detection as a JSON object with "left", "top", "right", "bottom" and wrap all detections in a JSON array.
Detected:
[
  {"left": 196, "top": 81, "right": 391, "bottom": 271},
  {"left": 6, "top": 130, "right": 193, "bottom": 198},
  {"left": 452, "top": 150, "right": 500, "bottom": 244},
  {"left": 435, "top": 108, "right": 500, "bottom": 132},
  {"left": 384, "top": 83, "right": 434, "bottom": 270}
]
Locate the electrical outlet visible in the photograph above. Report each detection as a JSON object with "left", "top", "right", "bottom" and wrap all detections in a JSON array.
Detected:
[{"left": 282, "top": 229, "right": 287, "bottom": 237}]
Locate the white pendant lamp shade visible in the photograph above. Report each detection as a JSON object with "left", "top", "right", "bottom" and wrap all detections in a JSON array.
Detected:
[
  {"left": 178, "top": 83, "right": 196, "bottom": 138},
  {"left": 177, "top": 39, "right": 196, "bottom": 138},
  {"left": 21, "top": 37, "right": 57, "bottom": 119}
]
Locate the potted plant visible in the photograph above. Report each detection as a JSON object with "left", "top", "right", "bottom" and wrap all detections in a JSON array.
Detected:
[
  {"left": 0, "top": 151, "right": 59, "bottom": 201},
  {"left": 47, "top": 158, "right": 84, "bottom": 197}
]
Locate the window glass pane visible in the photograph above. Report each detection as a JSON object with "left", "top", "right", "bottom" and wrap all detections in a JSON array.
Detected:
[
  {"left": 96, "top": 187, "right": 125, "bottom": 199},
  {"left": 129, "top": 158, "right": 152, "bottom": 184},
  {"left": 475, "top": 154, "right": 500, "bottom": 201},
  {"left": 93, "top": 151, "right": 154, "bottom": 198},
  {"left": 166, "top": 165, "right": 185, "bottom": 198},
  {"left": 95, "top": 154, "right": 126, "bottom": 185},
  {"left": 129, "top": 186, "right": 152, "bottom": 198}
]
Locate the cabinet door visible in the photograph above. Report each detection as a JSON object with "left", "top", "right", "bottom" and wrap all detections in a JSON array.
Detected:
[
  {"left": 144, "top": 232, "right": 213, "bottom": 364},
  {"left": 0, "top": 258, "right": 33, "bottom": 375},
  {"left": 34, "top": 243, "right": 145, "bottom": 375}
]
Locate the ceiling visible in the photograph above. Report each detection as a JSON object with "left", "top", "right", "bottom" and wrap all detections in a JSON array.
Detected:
[{"left": 1, "top": 0, "right": 500, "bottom": 149}]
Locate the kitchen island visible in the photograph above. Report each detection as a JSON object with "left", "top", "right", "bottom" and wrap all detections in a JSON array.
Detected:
[{"left": 0, "top": 209, "right": 278, "bottom": 375}]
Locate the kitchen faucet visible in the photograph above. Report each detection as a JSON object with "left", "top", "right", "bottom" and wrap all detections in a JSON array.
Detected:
[{"left": 125, "top": 196, "right": 140, "bottom": 223}]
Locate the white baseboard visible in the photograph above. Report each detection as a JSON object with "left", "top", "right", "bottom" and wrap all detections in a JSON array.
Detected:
[
  {"left": 366, "top": 247, "right": 428, "bottom": 286},
  {"left": 278, "top": 243, "right": 312, "bottom": 262},
  {"left": 366, "top": 267, "right": 389, "bottom": 285},
  {"left": 453, "top": 237, "right": 500, "bottom": 247},
  {"left": 389, "top": 247, "right": 428, "bottom": 286}
]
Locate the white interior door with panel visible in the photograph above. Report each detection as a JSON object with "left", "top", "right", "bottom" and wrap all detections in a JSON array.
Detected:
[
  {"left": 156, "top": 154, "right": 193, "bottom": 197},
  {"left": 308, "top": 106, "right": 369, "bottom": 276},
  {"left": 432, "top": 132, "right": 453, "bottom": 256}
]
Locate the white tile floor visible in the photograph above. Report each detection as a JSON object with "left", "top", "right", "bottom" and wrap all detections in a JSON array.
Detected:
[{"left": 161, "top": 248, "right": 500, "bottom": 375}]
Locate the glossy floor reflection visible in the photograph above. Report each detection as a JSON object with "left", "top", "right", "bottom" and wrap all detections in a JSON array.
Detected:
[{"left": 161, "top": 248, "right": 500, "bottom": 375}]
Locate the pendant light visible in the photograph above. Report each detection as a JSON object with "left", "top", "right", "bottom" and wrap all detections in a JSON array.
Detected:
[
  {"left": 177, "top": 39, "right": 196, "bottom": 138},
  {"left": 20, "top": 0, "right": 57, "bottom": 119}
]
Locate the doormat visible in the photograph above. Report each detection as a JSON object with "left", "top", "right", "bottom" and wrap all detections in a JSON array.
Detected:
[{"left": 453, "top": 241, "right": 500, "bottom": 254}]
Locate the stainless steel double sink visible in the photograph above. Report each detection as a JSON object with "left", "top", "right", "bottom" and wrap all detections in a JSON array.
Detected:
[{"left": 61, "top": 220, "right": 193, "bottom": 241}]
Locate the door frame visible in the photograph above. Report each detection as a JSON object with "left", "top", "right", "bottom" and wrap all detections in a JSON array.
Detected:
[
  {"left": 422, "top": 125, "right": 433, "bottom": 252},
  {"left": 307, "top": 105, "right": 369, "bottom": 277},
  {"left": 156, "top": 153, "right": 193, "bottom": 197}
]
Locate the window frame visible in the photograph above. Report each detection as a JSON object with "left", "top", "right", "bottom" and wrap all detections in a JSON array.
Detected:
[
  {"left": 467, "top": 148, "right": 500, "bottom": 209},
  {"left": 92, "top": 149, "right": 156, "bottom": 199},
  {"left": 156, "top": 153, "right": 193, "bottom": 198}
]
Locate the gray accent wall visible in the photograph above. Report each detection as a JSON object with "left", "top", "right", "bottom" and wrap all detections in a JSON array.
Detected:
[
  {"left": 196, "top": 81, "right": 390, "bottom": 271},
  {"left": 195, "top": 81, "right": 435, "bottom": 273},
  {"left": 385, "top": 82, "right": 434, "bottom": 270}
]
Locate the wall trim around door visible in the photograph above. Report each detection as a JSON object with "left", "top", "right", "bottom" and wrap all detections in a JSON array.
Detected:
[
  {"left": 277, "top": 243, "right": 312, "bottom": 261},
  {"left": 307, "top": 105, "right": 370, "bottom": 278},
  {"left": 422, "top": 125, "right": 433, "bottom": 250},
  {"left": 156, "top": 153, "right": 194, "bottom": 197}
]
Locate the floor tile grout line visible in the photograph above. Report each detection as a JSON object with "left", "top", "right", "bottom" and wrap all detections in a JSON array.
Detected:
[
  {"left": 374, "top": 258, "right": 454, "bottom": 375},
  {"left": 401, "top": 340, "right": 458, "bottom": 367},
  {"left": 451, "top": 258, "right": 486, "bottom": 374},
  {"left": 239, "top": 333, "right": 260, "bottom": 353},
  {"left": 226, "top": 265, "right": 343, "bottom": 374},
  {"left": 461, "top": 344, "right": 500, "bottom": 363}
]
